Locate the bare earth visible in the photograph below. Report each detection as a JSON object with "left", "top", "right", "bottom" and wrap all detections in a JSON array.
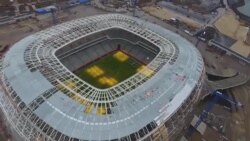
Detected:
[
  {"left": 142, "top": 6, "right": 202, "bottom": 28},
  {"left": 214, "top": 10, "right": 250, "bottom": 58},
  {"left": 229, "top": 81, "right": 250, "bottom": 141}
]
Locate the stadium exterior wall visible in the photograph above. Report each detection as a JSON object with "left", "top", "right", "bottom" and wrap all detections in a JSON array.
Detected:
[
  {"left": 0, "top": 14, "right": 205, "bottom": 141},
  {"left": 0, "top": 70, "right": 205, "bottom": 141},
  {"left": 0, "top": 92, "right": 27, "bottom": 141}
]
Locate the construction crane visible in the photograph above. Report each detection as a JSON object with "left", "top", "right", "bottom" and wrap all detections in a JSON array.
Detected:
[
  {"left": 187, "top": 90, "right": 244, "bottom": 137},
  {"left": 132, "top": 0, "right": 137, "bottom": 17},
  {"left": 50, "top": 8, "right": 57, "bottom": 25}
]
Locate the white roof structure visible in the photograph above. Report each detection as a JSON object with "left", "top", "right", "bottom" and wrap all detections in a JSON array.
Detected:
[{"left": 0, "top": 14, "right": 204, "bottom": 141}]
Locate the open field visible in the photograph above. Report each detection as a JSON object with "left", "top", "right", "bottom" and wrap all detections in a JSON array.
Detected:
[
  {"left": 214, "top": 10, "right": 250, "bottom": 58},
  {"left": 75, "top": 51, "right": 142, "bottom": 89},
  {"left": 215, "top": 10, "right": 248, "bottom": 40},
  {"left": 142, "top": 6, "right": 202, "bottom": 28}
]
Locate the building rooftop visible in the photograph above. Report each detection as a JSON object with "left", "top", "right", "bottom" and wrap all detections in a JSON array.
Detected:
[{"left": 2, "top": 14, "right": 204, "bottom": 140}]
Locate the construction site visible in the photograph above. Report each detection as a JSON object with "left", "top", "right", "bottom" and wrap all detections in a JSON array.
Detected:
[{"left": 0, "top": 0, "right": 249, "bottom": 141}]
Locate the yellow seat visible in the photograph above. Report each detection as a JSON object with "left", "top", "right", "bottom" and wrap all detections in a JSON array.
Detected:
[
  {"left": 96, "top": 106, "right": 107, "bottom": 115},
  {"left": 84, "top": 103, "right": 94, "bottom": 113}
]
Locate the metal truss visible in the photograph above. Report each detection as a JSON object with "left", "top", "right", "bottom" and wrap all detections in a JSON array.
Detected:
[
  {"left": 0, "top": 14, "right": 205, "bottom": 141},
  {"left": 24, "top": 14, "right": 178, "bottom": 104}
]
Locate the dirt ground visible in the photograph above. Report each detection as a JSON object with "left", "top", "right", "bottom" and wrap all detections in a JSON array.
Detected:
[
  {"left": 0, "top": 19, "right": 38, "bottom": 46},
  {"left": 214, "top": 10, "right": 250, "bottom": 58},
  {"left": 229, "top": 81, "right": 250, "bottom": 141},
  {"left": 230, "top": 41, "right": 250, "bottom": 58},
  {"left": 142, "top": 6, "right": 202, "bottom": 28},
  {"left": 214, "top": 10, "right": 248, "bottom": 40}
]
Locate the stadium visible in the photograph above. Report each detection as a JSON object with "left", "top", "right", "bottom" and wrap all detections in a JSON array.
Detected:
[{"left": 0, "top": 14, "right": 204, "bottom": 141}]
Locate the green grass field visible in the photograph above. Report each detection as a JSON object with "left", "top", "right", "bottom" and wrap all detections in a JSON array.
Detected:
[{"left": 75, "top": 51, "right": 142, "bottom": 89}]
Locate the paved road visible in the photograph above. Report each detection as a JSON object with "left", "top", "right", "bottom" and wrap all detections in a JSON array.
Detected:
[{"left": 207, "top": 73, "right": 250, "bottom": 90}]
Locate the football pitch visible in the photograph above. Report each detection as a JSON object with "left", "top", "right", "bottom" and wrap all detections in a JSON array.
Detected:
[{"left": 75, "top": 51, "right": 142, "bottom": 89}]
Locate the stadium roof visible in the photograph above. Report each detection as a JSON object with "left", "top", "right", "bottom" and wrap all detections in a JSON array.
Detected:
[{"left": 2, "top": 14, "right": 204, "bottom": 140}]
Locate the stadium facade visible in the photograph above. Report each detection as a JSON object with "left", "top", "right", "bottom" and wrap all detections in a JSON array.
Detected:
[{"left": 0, "top": 14, "right": 205, "bottom": 141}]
